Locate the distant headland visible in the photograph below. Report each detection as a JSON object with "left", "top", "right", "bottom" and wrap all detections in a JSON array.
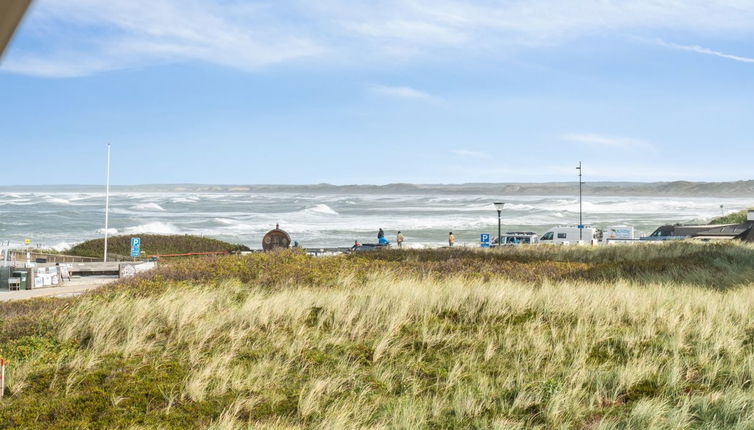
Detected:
[{"left": 4, "top": 181, "right": 754, "bottom": 196}]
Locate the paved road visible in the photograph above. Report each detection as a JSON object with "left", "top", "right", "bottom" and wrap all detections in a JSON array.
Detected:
[{"left": 0, "top": 276, "right": 119, "bottom": 302}]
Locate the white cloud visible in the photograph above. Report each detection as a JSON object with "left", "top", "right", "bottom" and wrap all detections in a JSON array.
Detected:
[
  {"left": 369, "top": 85, "right": 439, "bottom": 102},
  {"left": 315, "top": 0, "right": 754, "bottom": 51},
  {"left": 6, "top": 0, "right": 754, "bottom": 77},
  {"left": 655, "top": 39, "right": 754, "bottom": 64},
  {"left": 561, "top": 133, "right": 652, "bottom": 150},
  {"left": 2, "top": 0, "right": 322, "bottom": 77}
]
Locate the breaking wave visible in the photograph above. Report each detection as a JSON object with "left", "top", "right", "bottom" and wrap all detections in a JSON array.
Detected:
[
  {"left": 131, "top": 203, "right": 166, "bottom": 212},
  {"left": 302, "top": 204, "right": 339, "bottom": 216}
]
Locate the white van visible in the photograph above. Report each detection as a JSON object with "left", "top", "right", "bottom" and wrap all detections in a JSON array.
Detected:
[
  {"left": 539, "top": 226, "right": 597, "bottom": 245},
  {"left": 494, "top": 232, "right": 540, "bottom": 246},
  {"left": 599, "top": 226, "right": 635, "bottom": 243}
]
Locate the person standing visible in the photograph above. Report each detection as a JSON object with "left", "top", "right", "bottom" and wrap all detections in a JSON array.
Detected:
[
  {"left": 448, "top": 232, "right": 456, "bottom": 247},
  {"left": 396, "top": 231, "right": 405, "bottom": 248},
  {"left": 378, "top": 228, "right": 389, "bottom": 245}
]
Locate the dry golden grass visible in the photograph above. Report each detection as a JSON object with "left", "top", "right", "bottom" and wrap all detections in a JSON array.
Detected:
[
  {"left": 4, "top": 243, "right": 754, "bottom": 428},
  {"left": 38, "top": 277, "right": 754, "bottom": 427}
]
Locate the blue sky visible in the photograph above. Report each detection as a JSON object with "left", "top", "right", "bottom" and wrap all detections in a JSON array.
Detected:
[{"left": 1, "top": 0, "right": 753, "bottom": 185}]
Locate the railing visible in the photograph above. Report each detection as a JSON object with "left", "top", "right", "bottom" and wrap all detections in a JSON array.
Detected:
[{"left": 5, "top": 251, "right": 140, "bottom": 264}]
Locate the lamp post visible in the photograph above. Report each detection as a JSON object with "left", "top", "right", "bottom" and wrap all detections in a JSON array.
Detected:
[{"left": 494, "top": 202, "right": 504, "bottom": 247}]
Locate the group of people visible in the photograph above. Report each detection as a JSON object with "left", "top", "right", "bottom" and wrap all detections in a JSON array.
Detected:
[
  {"left": 352, "top": 229, "right": 458, "bottom": 249},
  {"left": 377, "top": 228, "right": 406, "bottom": 246},
  {"left": 352, "top": 229, "right": 405, "bottom": 249}
]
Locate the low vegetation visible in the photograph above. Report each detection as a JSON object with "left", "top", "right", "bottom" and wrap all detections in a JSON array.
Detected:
[
  {"left": 67, "top": 234, "right": 250, "bottom": 259},
  {"left": 3, "top": 242, "right": 754, "bottom": 428},
  {"left": 709, "top": 208, "right": 752, "bottom": 225}
]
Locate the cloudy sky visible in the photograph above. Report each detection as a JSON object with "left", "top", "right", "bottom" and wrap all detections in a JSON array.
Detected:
[{"left": 1, "top": 0, "right": 753, "bottom": 185}]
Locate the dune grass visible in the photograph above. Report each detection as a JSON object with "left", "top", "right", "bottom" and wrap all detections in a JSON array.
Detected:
[
  {"left": 709, "top": 208, "right": 752, "bottom": 225},
  {"left": 2, "top": 243, "right": 754, "bottom": 428}
]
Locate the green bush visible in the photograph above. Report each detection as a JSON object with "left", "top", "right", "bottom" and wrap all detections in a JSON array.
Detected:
[
  {"left": 67, "top": 234, "right": 251, "bottom": 259},
  {"left": 709, "top": 208, "right": 753, "bottom": 225}
]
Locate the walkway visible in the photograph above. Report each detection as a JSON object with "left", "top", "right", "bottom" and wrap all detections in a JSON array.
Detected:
[{"left": 0, "top": 276, "right": 119, "bottom": 302}]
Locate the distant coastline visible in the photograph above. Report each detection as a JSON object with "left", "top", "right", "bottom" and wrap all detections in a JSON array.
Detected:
[{"left": 3, "top": 180, "right": 754, "bottom": 197}]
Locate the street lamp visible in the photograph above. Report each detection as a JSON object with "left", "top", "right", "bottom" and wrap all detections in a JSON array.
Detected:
[{"left": 494, "top": 202, "right": 504, "bottom": 247}]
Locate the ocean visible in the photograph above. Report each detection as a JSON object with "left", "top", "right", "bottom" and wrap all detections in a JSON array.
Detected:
[{"left": 0, "top": 188, "right": 750, "bottom": 250}]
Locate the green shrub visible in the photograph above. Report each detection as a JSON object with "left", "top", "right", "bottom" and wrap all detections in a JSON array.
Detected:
[
  {"left": 67, "top": 234, "right": 251, "bottom": 259},
  {"left": 709, "top": 208, "right": 753, "bottom": 225}
]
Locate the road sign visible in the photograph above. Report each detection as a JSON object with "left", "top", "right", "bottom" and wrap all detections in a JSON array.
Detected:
[
  {"left": 130, "top": 237, "right": 141, "bottom": 257},
  {"left": 577, "top": 225, "right": 585, "bottom": 229},
  {"left": 480, "top": 233, "right": 490, "bottom": 248}
]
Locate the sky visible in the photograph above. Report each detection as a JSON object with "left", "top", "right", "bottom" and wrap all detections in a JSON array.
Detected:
[{"left": 1, "top": 0, "right": 753, "bottom": 185}]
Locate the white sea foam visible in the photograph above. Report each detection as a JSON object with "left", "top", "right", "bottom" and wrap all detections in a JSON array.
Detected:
[
  {"left": 302, "top": 204, "right": 339, "bottom": 216},
  {"left": 44, "top": 197, "right": 72, "bottom": 205},
  {"left": 125, "top": 222, "right": 181, "bottom": 234},
  {"left": 131, "top": 203, "right": 167, "bottom": 212},
  {"left": 97, "top": 228, "right": 119, "bottom": 234},
  {"left": 171, "top": 196, "right": 200, "bottom": 203},
  {"left": 52, "top": 242, "right": 73, "bottom": 252}
]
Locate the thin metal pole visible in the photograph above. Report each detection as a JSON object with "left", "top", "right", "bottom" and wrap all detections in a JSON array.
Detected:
[
  {"left": 578, "top": 161, "right": 583, "bottom": 242},
  {"left": 104, "top": 144, "right": 111, "bottom": 263}
]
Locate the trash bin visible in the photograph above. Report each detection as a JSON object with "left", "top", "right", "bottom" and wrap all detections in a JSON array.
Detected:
[{"left": 12, "top": 271, "right": 28, "bottom": 290}]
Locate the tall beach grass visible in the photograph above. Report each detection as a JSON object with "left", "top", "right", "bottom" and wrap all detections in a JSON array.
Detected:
[{"left": 2, "top": 242, "right": 754, "bottom": 428}]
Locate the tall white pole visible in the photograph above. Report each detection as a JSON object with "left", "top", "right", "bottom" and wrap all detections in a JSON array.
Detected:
[
  {"left": 104, "top": 144, "right": 111, "bottom": 263},
  {"left": 577, "top": 161, "right": 583, "bottom": 242}
]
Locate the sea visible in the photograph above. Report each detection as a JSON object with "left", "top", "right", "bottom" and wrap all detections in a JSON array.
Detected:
[{"left": 0, "top": 188, "right": 751, "bottom": 250}]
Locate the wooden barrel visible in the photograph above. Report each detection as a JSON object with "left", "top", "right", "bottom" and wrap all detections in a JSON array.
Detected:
[{"left": 262, "top": 225, "right": 291, "bottom": 251}]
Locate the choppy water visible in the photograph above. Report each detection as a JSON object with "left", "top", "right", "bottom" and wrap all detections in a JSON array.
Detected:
[{"left": 0, "top": 190, "right": 750, "bottom": 249}]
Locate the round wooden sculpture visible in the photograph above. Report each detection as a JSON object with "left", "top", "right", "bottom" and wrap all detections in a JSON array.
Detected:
[{"left": 262, "top": 224, "right": 291, "bottom": 251}]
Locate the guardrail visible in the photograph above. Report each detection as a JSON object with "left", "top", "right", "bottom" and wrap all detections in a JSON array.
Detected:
[{"left": 6, "top": 251, "right": 142, "bottom": 263}]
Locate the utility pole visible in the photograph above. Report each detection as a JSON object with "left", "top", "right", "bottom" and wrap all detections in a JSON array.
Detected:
[
  {"left": 577, "top": 161, "right": 584, "bottom": 242},
  {"left": 104, "top": 144, "right": 111, "bottom": 263}
]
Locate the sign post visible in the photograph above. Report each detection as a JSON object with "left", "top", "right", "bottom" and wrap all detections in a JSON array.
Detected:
[
  {"left": 480, "top": 233, "right": 491, "bottom": 248},
  {"left": 1, "top": 358, "right": 6, "bottom": 398},
  {"left": 130, "top": 237, "right": 141, "bottom": 258}
]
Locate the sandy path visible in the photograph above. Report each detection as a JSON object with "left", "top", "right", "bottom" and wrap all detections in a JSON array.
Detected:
[{"left": 0, "top": 276, "right": 119, "bottom": 302}]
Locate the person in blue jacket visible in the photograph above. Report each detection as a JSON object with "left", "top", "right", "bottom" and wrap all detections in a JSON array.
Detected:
[{"left": 377, "top": 228, "right": 389, "bottom": 245}]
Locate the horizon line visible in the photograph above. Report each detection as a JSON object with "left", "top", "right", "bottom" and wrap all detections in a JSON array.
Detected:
[{"left": 1, "top": 180, "right": 750, "bottom": 188}]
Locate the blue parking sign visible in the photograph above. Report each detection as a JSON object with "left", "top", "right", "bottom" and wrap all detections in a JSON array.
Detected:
[
  {"left": 480, "top": 233, "right": 490, "bottom": 248},
  {"left": 130, "top": 237, "right": 141, "bottom": 257}
]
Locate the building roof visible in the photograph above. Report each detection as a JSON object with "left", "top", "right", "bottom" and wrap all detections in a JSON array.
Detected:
[
  {"left": 649, "top": 221, "right": 754, "bottom": 242},
  {"left": 0, "top": 0, "right": 31, "bottom": 60}
]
